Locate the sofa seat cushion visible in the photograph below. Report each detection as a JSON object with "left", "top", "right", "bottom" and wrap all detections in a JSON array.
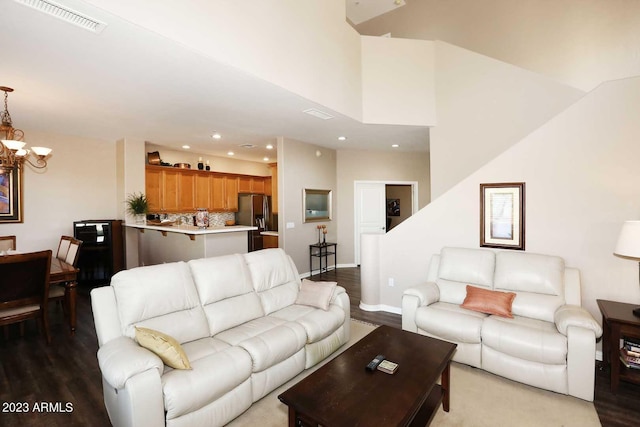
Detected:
[
  {"left": 214, "top": 316, "right": 286, "bottom": 346},
  {"left": 481, "top": 315, "right": 567, "bottom": 364},
  {"left": 270, "top": 304, "right": 346, "bottom": 343},
  {"left": 415, "top": 302, "right": 487, "bottom": 344},
  {"left": 237, "top": 322, "right": 307, "bottom": 372},
  {"left": 181, "top": 337, "right": 232, "bottom": 364},
  {"left": 162, "top": 346, "right": 252, "bottom": 420}
]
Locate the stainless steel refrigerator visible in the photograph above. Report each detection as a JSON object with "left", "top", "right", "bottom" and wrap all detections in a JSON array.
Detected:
[{"left": 236, "top": 194, "right": 272, "bottom": 251}]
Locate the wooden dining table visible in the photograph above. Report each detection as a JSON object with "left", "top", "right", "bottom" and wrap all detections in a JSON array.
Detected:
[{"left": 49, "top": 257, "right": 80, "bottom": 335}]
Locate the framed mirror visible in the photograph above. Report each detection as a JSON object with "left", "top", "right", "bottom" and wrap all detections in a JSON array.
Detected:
[{"left": 303, "top": 189, "right": 332, "bottom": 222}]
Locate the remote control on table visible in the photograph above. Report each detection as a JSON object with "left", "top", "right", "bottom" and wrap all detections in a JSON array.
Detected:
[{"left": 366, "top": 354, "right": 385, "bottom": 371}]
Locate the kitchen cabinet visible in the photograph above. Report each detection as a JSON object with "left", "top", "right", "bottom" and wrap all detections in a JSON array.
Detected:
[
  {"left": 263, "top": 234, "right": 278, "bottom": 249},
  {"left": 210, "top": 175, "right": 238, "bottom": 212},
  {"left": 238, "top": 176, "right": 265, "bottom": 194},
  {"left": 146, "top": 166, "right": 258, "bottom": 214},
  {"left": 195, "top": 173, "right": 210, "bottom": 209},
  {"left": 145, "top": 167, "right": 194, "bottom": 213}
]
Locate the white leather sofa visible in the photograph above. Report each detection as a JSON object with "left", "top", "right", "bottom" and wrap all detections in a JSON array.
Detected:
[
  {"left": 91, "top": 248, "right": 350, "bottom": 427},
  {"left": 402, "top": 247, "right": 602, "bottom": 401}
]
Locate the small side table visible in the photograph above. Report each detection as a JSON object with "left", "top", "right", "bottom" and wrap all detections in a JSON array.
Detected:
[
  {"left": 309, "top": 242, "right": 337, "bottom": 277},
  {"left": 597, "top": 299, "right": 640, "bottom": 393}
]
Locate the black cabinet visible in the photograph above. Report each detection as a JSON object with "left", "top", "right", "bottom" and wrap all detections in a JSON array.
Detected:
[{"left": 73, "top": 219, "right": 124, "bottom": 287}]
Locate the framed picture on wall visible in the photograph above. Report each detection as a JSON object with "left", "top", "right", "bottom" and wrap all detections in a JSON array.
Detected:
[
  {"left": 480, "top": 182, "right": 525, "bottom": 250},
  {"left": 386, "top": 199, "right": 400, "bottom": 216},
  {"left": 0, "top": 166, "right": 23, "bottom": 223}
]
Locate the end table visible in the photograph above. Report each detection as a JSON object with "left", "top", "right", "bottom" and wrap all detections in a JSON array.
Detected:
[
  {"left": 597, "top": 299, "right": 640, "bottom": 393},
  {"left": 309, "top": 242, "right": 337, "bottom": 277}
]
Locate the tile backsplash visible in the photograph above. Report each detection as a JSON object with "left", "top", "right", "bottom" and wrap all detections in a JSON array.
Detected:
[{"left": 156, "top": 211, "right": 236, "bottom": 227}]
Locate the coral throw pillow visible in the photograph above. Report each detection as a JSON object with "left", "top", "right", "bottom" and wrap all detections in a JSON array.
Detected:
[
  {"left": 135, "top": 326, "right": 192, "bottom": 370},
  {"left": 461, "top": 285, "right": 517, "bottom": 318}
]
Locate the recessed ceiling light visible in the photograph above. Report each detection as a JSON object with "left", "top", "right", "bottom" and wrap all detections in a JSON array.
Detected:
[
  {"left": 263, "top": 157, "right": 269, "bottom": 161},
  {"left": 266, "top": 144, "right": 273, "bottom": 150},
  {"left": 392, "top": 144, "right": 399, "bottom": 148},
  {"left": 182, "top": 145, "right": 190, "bottom": 149},
  {"left": 338, "top": 136, "right": 347, "bottom": 141},
  {"left": 212, "top": 132, "right": 222, "bottom": 140},
  {"left": 227, "top": 151, "right": 235, "bottom": 156}
]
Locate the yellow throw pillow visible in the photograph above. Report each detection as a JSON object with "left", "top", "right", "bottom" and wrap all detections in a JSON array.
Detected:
[{"left": 134, "top": 326, "right": 192, "bottom": 370}]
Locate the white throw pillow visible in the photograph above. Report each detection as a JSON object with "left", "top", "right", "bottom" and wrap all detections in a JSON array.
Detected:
[{"left": 295, "top": 279, "right": 337, "bottom": 311}]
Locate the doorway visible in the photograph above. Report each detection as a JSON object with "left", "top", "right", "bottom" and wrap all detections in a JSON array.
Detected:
[{"left": 354, "top": 181, "right": 418, "bottom": 265}]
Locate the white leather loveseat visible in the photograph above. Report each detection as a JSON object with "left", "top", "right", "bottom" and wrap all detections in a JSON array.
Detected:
[
  {"left": 402, "top": 247, "right": 602, "bottom": 401},
  {"left": 91, "top": 248, "right": 350, "bottom": 427}
]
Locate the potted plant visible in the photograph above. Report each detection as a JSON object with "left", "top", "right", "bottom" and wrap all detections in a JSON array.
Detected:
[{"left": 125, "top": 192, "right": 149, "bottom": 224}]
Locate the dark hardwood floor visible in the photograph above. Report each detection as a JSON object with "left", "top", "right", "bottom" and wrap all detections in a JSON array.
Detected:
[{"left": 0, "top": 267, "right": 637, "bottom": 426}]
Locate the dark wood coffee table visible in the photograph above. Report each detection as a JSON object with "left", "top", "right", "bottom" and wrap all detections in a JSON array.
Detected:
[{"left": 278, "top": 325, "right": 457, "bottom": 427}]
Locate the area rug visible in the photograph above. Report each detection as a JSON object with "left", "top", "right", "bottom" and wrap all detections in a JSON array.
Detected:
[{"left": 228, "top": 320, "right": 601, "bottom": 426}]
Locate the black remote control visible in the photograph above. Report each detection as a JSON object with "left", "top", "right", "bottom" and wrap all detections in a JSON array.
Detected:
[{"left": 366, "top": 354, "right": 385, "bottom": 371}]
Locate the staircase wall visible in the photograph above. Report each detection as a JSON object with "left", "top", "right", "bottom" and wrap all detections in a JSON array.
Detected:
[{"left": 368, "top": 76, "right": 640, "bottom": 323}]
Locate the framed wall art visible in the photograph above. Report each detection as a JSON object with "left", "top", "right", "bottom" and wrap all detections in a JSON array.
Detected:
[
  {"left": 480, "top": 182, "right": 525, "bottom": 250},
  {"left": 0, "top": 166, "right": 23, "bottom": 223}
]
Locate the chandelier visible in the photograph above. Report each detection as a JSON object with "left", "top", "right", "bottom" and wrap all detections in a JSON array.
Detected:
[{"left": 0, "top": 86, "right": 52, "bottom": 170}]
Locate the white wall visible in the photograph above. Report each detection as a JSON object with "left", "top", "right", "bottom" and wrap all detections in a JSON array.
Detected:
[
  {"left": 361, "top": 36, "right": 435, "bottom": 125},
  {"left": 336, "top": 149, "right": 430, "bottom": 266},
  {"left": 0, "top": 130, "right": 117, "bottom": 253},
  {"left": 279, "top": 138, "right": 337, "bottom": 274},
  {"left": 145, "top": 143, "right": 270, "bottom": 176},
  {"left": 369, "top": 76, "right": 640, "bottom": 330},
  {"left": 85, "top": 0, "right": 364, "bottom": 121},
  {"left": 82, "top": 0, "right": 438, "bottom": 127},
  {"left": 430, "top": 42, "right": 585, "bottom": 198},
  {"left": 356, "top": 0, "right": 640, "bottom": 92}
]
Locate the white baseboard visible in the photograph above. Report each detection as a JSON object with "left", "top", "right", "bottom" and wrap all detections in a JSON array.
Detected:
[
  {"left": 359, "top": 302, "right": 401, "bottom": 315},
  {"left": 300, "top": 264, "right": 357, "bottom": 279}
]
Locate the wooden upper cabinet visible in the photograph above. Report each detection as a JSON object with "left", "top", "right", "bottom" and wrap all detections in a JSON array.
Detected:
[
  {"left": 210, "top": 175, "right": 226, "bottom": 211},
  {"left": 178, "top": 171, "right": 196, "bottom": 211},
  {"left": 238, "top": 175, "right": 265, "bottom": 194},
  {"left": 195, "top": 174, "right": 210, "bottom": 209},
  {"left": 225, "top": 176, "right": 238, "bottom": 212},
  {"left": 264, "top": 177, "right": 272, "bottom": 196},
  {"left": 145, "top": 166, "right": 257, "bottom": 214},
  {"left": 237, "top": 176, "right": 251, "bottom": 193},
  {"left": 145, "top": 168, "right": 163, "bottom": 212}
]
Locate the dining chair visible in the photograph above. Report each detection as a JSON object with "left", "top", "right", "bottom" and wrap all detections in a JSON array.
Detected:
[
  {"left": 56, "top": 235, "right": 73, "bottom": 261},
  {"left": 49, "top": 236, "right": 82, "bottom": 319},
  {"left": 0, "top": 250, "right": 52, "bottom": 344},
  {"left": 0, "top": 235, "right": 16, "bottom": 252}
]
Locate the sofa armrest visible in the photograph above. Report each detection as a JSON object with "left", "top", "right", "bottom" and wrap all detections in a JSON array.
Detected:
[
  {"left": 554, "top": 305, "right": 603, "bottom": 338},
  {"left": 402, "top": 282, "right": 439, "bottom": 333},
  {"left": 98, "top": 336, "right": 164, "bottom": 390},
  {"left": 403, "top": 282, "right": 440, "bottom": 307}
]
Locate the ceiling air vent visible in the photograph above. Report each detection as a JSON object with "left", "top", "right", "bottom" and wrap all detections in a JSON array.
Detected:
[
  {"left": 303, "top": 108, "right": 334, "bottom": 120},
  {"left": 239, "top": 144, "right": 257, "bottom": 149},
  {"left": 13, "top": 0, "right": 107, "bottom": 34}
]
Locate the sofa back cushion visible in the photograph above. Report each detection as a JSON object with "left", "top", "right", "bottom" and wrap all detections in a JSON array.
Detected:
[
  {"left": 111, "top": 261, "right": 210, "bottom": 344},
  {"left": 244, "top": 248, "right": 300, "bottom": 315},
  {"left": 494, "top": 251, "right": 565, "bottom": 322},
  {"left": 189, "top": 254, "right": 265, "bottom": 336},
  {"left": 436, "top": 247, "right": 496, "bottom": 304}
]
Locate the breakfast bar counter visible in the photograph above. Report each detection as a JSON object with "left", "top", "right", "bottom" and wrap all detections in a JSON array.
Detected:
[{"left": 125, "top": 223, "right": 258, "bottom": 265}]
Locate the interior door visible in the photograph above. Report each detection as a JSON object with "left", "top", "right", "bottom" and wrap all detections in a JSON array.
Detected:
[{"left": 355, "top": 182, "right": 387, "bottom": 265}]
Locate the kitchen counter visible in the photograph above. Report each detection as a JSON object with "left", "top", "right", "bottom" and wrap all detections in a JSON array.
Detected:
[
  {"left": 125, "top": 223, "right": 258, "bottom": 266},
  {"left": 125, "top": 223, "right": 258, "bottom": 239}
]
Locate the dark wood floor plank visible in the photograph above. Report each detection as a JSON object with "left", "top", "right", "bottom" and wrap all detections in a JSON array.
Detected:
[{"left": 0, "top": 267, "right": 636, "bottom": 426}]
